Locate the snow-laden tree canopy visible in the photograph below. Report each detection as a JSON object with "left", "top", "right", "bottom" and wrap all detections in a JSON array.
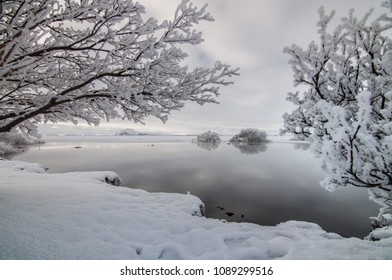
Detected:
[
  {"left": 281, "top": 2, "right": 392, "bottom": 228},
  {"left": 0, "top": 0, "right": 238, "bottom": 135}
]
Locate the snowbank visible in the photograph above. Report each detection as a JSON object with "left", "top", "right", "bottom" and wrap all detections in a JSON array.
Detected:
[{"left": 1, "top": 159, "right": 391, "bottom": 260}]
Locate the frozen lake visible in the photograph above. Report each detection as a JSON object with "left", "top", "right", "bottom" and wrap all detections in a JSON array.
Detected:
[{"left": 9, "top": 135, "right": 379, "bottom": 238}]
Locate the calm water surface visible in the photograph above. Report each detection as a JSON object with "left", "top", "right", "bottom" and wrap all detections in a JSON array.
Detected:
[{"left": 10, "top": 137, "right": 379, "bottom": 238}]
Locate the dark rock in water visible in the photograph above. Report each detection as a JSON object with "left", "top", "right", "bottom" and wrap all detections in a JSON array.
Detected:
[
  {"left": 104, "top": 176, "right": 121, "bottom": 186},
  {"left": 241, "top": 214, "right": 244, "bottom": 218},
  {"left": 217, "top": 206, "right": 224, "bottom": 210},
  {"left": 74, "top": 146, "right": 82, "bottom": 149},
  {"left": 199, "top": 204, "right": 206, "bottom": 217},
  {"left": 225, "top": 212, "right": 234, "bottom": 217}
]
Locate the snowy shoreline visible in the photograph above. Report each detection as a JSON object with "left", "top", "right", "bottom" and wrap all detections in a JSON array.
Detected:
[{"left": 1, "top": 157, "right": 392, "bottom": 259}]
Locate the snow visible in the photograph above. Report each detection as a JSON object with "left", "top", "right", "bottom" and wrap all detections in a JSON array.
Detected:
[
  {"left": 1, "top": 158, "right": 392, "bottom": 259},
  {"left": 369, "top": 225, "right": 392, "bottom": 241}
]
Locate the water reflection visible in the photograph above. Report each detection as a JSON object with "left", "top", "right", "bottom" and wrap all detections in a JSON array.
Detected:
[
  {"left": 195, "top": 141, "right": 221, "bottom": 151},
  {"left": 231, "top": 142, "right": 268, "bottom": 154},
  {"left": 293, "top": 142, "right": 311, "bottom": 151},
  {"left": 194, "top": 141, "right": 268, "bottom": 155},
  {"left": 10, "top": 140, "right": 379, "bottom": 238}
]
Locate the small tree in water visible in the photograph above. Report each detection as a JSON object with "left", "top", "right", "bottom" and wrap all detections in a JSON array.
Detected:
[
  {"left": 230, "top": 128, "right": 269, "bottom": 143},
  {"left": 196, "top": 131, "right": 221, "bottom": 143},
  {"left": 281, "top": 2, "right": 392, "bottom": 230}
]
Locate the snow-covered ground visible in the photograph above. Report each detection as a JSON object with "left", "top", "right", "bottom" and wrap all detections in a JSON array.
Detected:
[{"left": 1, "top": 158, "right": 392, "bottom": 259}]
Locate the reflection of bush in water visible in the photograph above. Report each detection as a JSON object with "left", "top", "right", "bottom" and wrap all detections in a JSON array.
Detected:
[
  {"left": 196, "top": 141, "right": 220, "bottom": 151},
  {"left": 231, "top": 142, "right": 268, "bottom": 155},
  {"left": 293, "top": 142, "right": 310, "bottom": 151}
]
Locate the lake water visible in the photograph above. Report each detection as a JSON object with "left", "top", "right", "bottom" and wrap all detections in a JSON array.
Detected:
[{"left": 9, "top": 136, "right": 380, "bottom": 238}]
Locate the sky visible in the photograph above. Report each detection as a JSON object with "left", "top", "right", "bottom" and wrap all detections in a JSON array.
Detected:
[{"left": 40, "top": 0, "right": 388, "bottom": 135}]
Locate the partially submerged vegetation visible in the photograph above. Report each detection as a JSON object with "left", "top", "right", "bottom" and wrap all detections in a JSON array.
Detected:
[
  {"left": 230, "top": 128, "right": 270, "bottom": 143},
  {"left": 195, "top": 131, "right": 221, "bottom": 143}
]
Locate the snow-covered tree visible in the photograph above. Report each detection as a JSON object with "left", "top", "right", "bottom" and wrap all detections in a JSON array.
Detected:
[
  {"left": 230, "top": 128, "right": 269, "bottom": 143},
  {"left": 196, "top": 130, "right": 221, "bottom": 143},
  {"left": 281, "top": 3, "right": 392, "bottom": 228},
  {"left": 0, "top": 0, "right": 238, "bottom": 136}
]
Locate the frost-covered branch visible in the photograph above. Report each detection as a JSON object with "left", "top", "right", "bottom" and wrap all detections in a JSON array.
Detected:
[
  {"left": 282, "top": 3, "right": 392, "bottom": 228},
  {"left": 0, "top": 0, "right": 238, "bottom": 134}
]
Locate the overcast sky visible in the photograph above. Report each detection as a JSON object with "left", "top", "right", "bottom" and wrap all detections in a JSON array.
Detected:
[{"left": 41, "top": 0, "right": 387, "bottom": 135}]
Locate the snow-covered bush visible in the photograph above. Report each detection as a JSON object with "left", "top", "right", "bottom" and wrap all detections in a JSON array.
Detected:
[
  {"left": 196, "top": 131, "right": 221, "bottom": 143},
  {"left": 281, "top": 4, "right": 392, "bottom": 228},
  {"left": 0, "top": 131, "right": 42, "bottom": 155},
  {"left": 0, "top": 131, "right": 35, "bottom": 146},
  {"left": 230, "top": 128, "right": 269, "bottom": 143},
  {"left": 0, "top": 142, "right": 18, "bottom": 156}
]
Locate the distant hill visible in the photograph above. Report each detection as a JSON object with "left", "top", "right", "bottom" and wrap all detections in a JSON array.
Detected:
[{"left": 114, "top": 129, "right": 146, "bottom": 136}]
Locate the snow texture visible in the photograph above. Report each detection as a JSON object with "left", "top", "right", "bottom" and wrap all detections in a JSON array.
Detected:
[{"left": 1, "top": 159, "right": 391, "bottom": 260}]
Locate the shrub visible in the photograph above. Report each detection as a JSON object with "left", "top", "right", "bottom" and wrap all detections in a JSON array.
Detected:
[
  {"left": 230, "top": 128, "right": 269, "bottom": 143},
  {"left": 196, "top": 131, "right": 221, "bottom": 143}
]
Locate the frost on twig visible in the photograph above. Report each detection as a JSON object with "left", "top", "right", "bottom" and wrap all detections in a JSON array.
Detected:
[
  {"left": 282, "top": 3, "right": 392, "bottom": 228},
  {"left": 0, "top": 0, "right": 238, "bottom": 136}
]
